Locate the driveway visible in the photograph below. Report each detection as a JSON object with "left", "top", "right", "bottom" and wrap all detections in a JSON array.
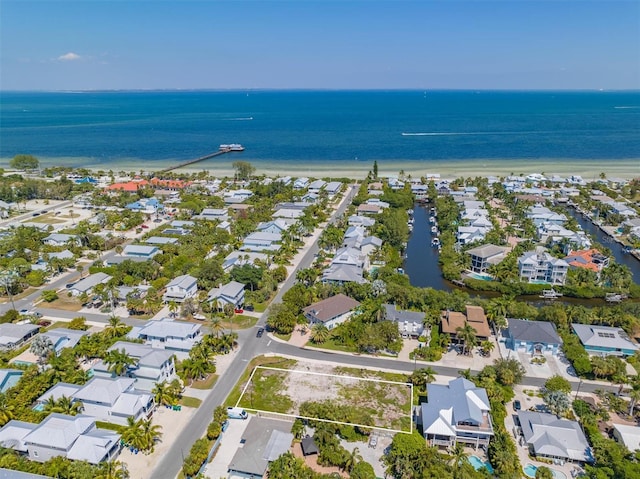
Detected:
[{"left": 201, "top": 417, "right": 251, "bottom": 479}]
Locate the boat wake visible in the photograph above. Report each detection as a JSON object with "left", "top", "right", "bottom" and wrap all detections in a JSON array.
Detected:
[
  {"left": 229, "top": 117, "right": 254, "bottom": 120},
  {"left": 401, "top": 130, "right": 552, "bottom": 137},
  {"left": 614, "top": 106, "right": 639, "bottom": 109}
]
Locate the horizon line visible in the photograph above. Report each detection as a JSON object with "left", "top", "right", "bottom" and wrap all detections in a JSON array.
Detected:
[{"left": 2, "top": 87, "right": 640, "bottom": 94}]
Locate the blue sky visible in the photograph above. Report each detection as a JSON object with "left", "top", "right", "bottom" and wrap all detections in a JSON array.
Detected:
[{"left": 1, "top": 0, "right": 638, "bottom": 90}]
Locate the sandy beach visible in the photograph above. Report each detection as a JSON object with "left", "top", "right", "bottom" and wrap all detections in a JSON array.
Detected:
[{"left": 25, "top": 156, "right": 640, "bottom": 180}]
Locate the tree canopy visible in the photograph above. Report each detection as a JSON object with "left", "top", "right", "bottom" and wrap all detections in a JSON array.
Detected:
[{"left": 10, "top": 154, "right": 39, "bottom": 171}]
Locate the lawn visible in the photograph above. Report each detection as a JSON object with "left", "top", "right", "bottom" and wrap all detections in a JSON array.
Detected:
[
  {"left": 310, "top": 338, "right": 356, "bottom": 354},
  {"left": 221, "top": 314, "right": 258, "bottom": 330},
  {"left": 27, "top": 213, "right": 67, "bottom": 224},
  {"left": 45, "top": 296, "right": 82, "bottom": 312},
  {"left": 225, "top": 356, "right": 297, "bottom": 408},
  {"left": 190, "top": 373, "right": 218, "bottom": 390},
  {"left": 237, "top": 367, "right": 293, "bottom": 413},
  {"left": 179, "top": 396, "right": 202, "bottom": 408}
]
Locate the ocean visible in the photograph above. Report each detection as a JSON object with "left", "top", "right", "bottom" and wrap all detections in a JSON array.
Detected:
[{"left": 1, "top": 90, "right": 639, "bottom": 176}]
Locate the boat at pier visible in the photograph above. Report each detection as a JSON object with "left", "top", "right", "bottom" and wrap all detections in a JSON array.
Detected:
[
  {"left": 219, "top": 144, "right": 245, "bottom": 151},
  {"left": 431, "top": 238, "right": 440, "bottom": 247},
  {"left": 540, "top": 289, "right": 562, "bottom": 299}
]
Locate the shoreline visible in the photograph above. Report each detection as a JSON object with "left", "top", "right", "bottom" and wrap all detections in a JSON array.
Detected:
[{"left": 2, "top": 156, "right": 639, "bottom": 180}]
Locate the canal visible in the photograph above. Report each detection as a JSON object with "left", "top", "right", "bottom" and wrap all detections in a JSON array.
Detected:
[
  {"left": 403, "top": 203, "right": 453, "bottom": 291},
  {"left": 565, "top": 206, "right": 640, "bottom": 285}
]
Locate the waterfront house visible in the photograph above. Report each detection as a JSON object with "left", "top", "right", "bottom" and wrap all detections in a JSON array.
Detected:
[
  {"left": 564, "top": 249, "right": 609, "bottom": 273},
  {"left": 357, "top": 203, "right": 381, "bottom": 215},
  {"left": 0, "top": 369, "right": 23, "bottom": 392},
  {"left": 348, "top": 215, "right": 376, "bottom": 229},
  {"left": 571, "top": 324, "right": 639, "bottom": 357},
  {"left": 527, "top": 206, "right": 567, "bottom": 226},
  {"left": 207, "top": 281, "right": 245, "bottom": 311},
  {"left": 294, "top": 177, "right": 310, "bottom": 189},
  {"left": 324, "top": 181, "right": 342, "bottom": 196},
  {"left": 456, "top": 226, "right": 490, "bottom": 245},
  {"left": 122, "top": 244, "right": 161, "bottom": 259},
  {"left": 321, "top": 264, "right": 366, "bottom": 285},
  {"left": 92, "top": 341, "right": 176, "bottom": 392},
  {"left": 303, "top": 294, "right": 361, "bottom": 330},
  {"left": 466, "top": 244, "right": 509, "bottom": 274},
  {"left": 307, "top": 179, "right": 326, "bottom": 194},
  {"left": 68, "top": 272, "right": 112, "bottom": 296},
  {"left": 129, "top": 318, "right": 202, "bottom": 358},
  {"left": 383, "top": 304, "right": 425, "bottom": 338},
  {"left": 518, "top": 247, "right": 568, "bottom": 285},
  {"left": 37, "top": 377, "right": 154, "bottom": 426},
  {"left": 0, "top": 413, "right": 121, "bottom": 464},
  {"left": 418, "top": 377, "right": 494, "bottom": 449},
  {"left": 0, "top": 323, "right": 40, "bottom": 351},
  {"left": 162, "top": 274, "right": 198, "bottom": 303},
  {"left": 517, "top": 411, "right": 593, "bottom": 464},
  {"left": 506, "top": 319, "right": 562, "bottom": 356}
]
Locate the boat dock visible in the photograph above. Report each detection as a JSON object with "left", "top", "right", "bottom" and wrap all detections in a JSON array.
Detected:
[{"left": 159, "top": 145, "right": 245, "bottom": 173}]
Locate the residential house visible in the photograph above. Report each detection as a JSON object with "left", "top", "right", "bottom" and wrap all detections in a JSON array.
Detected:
[
  {"left": 440, "top": 306, "right": 491, "bottom": 342},
  {"left": 357, "top": 204, "right": 381, "bottom": 215},
  {"left": 518, "top": 247, "right": 569, "bottom": 285},
  {"left": 0, "top": 324, "right": 40, "bottom": 351},
  {"left": 537, "top": 223, "right": 591, "bottom": 251},
  {"left": 303, "top": 294, "right": 361, "bottom": 330},
  {"left": 612, "top": 424, "right": 640, "bottom": 452},
  {"left": 121, "top": 244, "right": 161, "bottom": 259},
  {"left": 564, "top": 249, "right": 609, "bottom": 273},
  {"left": 47, "top": 250, "right": 74, "bottom": 261},
  {"left": 37, "top": 377, "right": 154, "bottom": 426},
  {"left": 0, "top": 369, "right": 23, "bottom": 392},
  {"left": 256, "top": 219, "right": 290, "bottom": 235},
  {"left": 194, "top": 208, "right": 229, "bottom": 222},
  {"left": 129, "top": 318, "right": 202, "bottom": 358},
  {"left": 68, "top": 272, "right": 112, "bottom": 296},
  {"left": 383, "top": 304, "right": 425, "bottom": 338},
  {"left": 571, "top": 324, "right": 639, "bottom": 357},
  {"left": 321, "top": 264, "right": 366, "bottom": 285},
  {"left": 457, "top": 226, "right": 490, "bottom": 245},
  {"left": 43, "top": 234, "right": 78, "bottom": 247},
  {"left": 527, "top": 206, "right": 567, "bottom": 226},
  {"left": 227, "top": 417, "right": 294, "bottom": 479},
  {"left": 517, "top": 411, "right": 593, "bottom": 464},
  {"left": 418, "top": 377, "right": 494, "bottom": 449},
  {"left": 162, "top": 274, "right": 198, "bottom": 303},
  {"left": 466, "top": 244, "right": 509, "bottom": 274},
  {"left": 347, "top": 215, "right": 375, "bottom": 229},
  {"left": 92, "top": 341, "right": 176, "bottom": 392},
  {"left": 125, "top": 198, "right": 162, "bottom": 214},
  {"left": 241, "top": 232, "right": 281, "bottom": 253},
  {"left": 221, "top": 251, "right": 268, "bottom": 272},
  {"left": 144, "top": 236, "right": 178, "bottom": 246},
  {"left": 39, "top": 328, "right": 90, "bottom": 355},
  {"left": 307, "top": 179, "right": 326, "bottom": 194},
  {"left": 293, "top": 177, "right": 310, "bottom": 189},
  {"left": 223, "top": 189, "right": 253, "bottom": 204},
  {"left": 272, "top": 208, "right": 304, "bottom": 220},
  {"left": 0, "top": 413, "right": 121, "bottom": 464},
  {"left": 207, "top": 281, "right": 245, "bottom": 311},
  {"left": 506, "top": 319, "right": 562, "bottom": 356},
  {"left": 170, "top": 220, "right": 195, "bottom": 229},
  {"left": 301, "top": 192, "right": 319, "bottom": 204},
  {"left": 324, "top": 181, "right": 342, "bottom": 196}
]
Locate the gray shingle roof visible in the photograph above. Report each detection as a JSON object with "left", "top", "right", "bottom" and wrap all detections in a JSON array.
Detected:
[{"left": 508, "top": 319, "right": 562, "bottom": 345}]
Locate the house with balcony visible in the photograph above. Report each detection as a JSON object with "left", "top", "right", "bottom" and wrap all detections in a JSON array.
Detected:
[
  {"left": 383, "top": 304, "right": 425, "bottom": 338},
  {"left": 194, "top": 208, "right": 229, "bottom": 222},
  {"left": 564, "top": 249, "right": 609, "bottom": 273},
  {"left": 92, "top": 341, "right": 176, "bottom": 391},
  {"left": 571, "top": 324, "right": 639, "bottom": 357},
  {"left": 162, "top": 274, "right": 198, "bottom": 303},
  {"left": 294, "top": 177, "right": 310, "bottom": 189},
  {"left": 440, "top": 306, "right": 491, "bottom": 342},
  {"left": 466, "top": 244, "right": 509, "bottom": 274},
  {"left": 418, "top": 377, "right": 494, "bottom": 449},
  {"left": 129, "top": 318, "right": 202, "bottom": 359},
  {"left": 308, "top": 179, "right": 326, "bottom": 194},
  {"left": 37, "top": 377, "right": 154, "bottom": 426},
  {"left": 0, "top": 413, "right": 121, "bottom": 464},
  {"left": 240, "top": 232, "right": 282, "bottom": 253},
  {"left": 518, "top": 247, "right": 568, "bottom": 285},
  {"left": 207, "top": 281, "right": 245, "bottom": 311},
  {"left": 303, "top": 294, "right": 360, "bottom": 330}
]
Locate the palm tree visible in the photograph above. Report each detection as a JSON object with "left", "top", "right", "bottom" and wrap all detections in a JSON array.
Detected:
[
  {"left": 480, "top": 340, "right": 495, "bottom": 357},
  {"left": 95, "top": 461, "right": 129, "bottom": 479},
  {"left": 181, "top": 358, "right": 209, "bottom": 385},
  {"left": 310, "top": 323, "right": 330, "bottom": 344},
  {"left": 208, "top": 315, "right": 225, "bottom": 338},
  {"left": 449, "top": 442, "right": 467, "bottom": 473},
  {"left": 455, "top": 324, "right": 477, "bottom": 356},
  {"left": 30, "top": 335, "right": 54, "bottom": 368},
  {"left": 168, "top": 300, "right": 178, "bottom": 318},
  {"left": 152, "top": 381, "right": 176, "bottom": 407},
  {"left": 0, "top": 393, "right": 15, "bottom": 426},
  {"left": 343, "top": 446, "right": 363, "bottom": 474},
  {"left": 51, "top": 395, "right": 82, "bottom": 416},
  {"left": 409, "top": 367, "right": 436, "bottom": 393},
  {"left": 104, "top": 349, "right": 137, "bottom": 376},
  {"left": 105, "top": 316, "right": 129, "bottom": 338},
  {"left": 140, "top": 418, "right": 163, "bottom": 453}
]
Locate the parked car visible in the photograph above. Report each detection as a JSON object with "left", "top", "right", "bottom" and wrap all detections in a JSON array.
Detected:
[
  {"left": 256, "top": 327, "right": 265, "bottom": 338},
  {"left": 244, "top": 304, "right": 255, "bottom": 312},
  {"left": 513, "top": 400, "right": 522, "bottom": 411},
  {"left": 234, "top": 308, "right": 244, "bottom": 314},
  {"left": 141, "top": 224, "right": 149, "bottom": 229},
  {"left": 19, "top": 309, "right": 30, "bottom": 316},
  {"left": 227, "top": 407, "right": 248, "bottom": 420}
]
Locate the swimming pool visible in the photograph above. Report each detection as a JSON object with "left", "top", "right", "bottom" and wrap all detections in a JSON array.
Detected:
[
  {"left": 552, "top": 469, "right": 568, "bottom": 479},
  {"left": 468, "top": 455, "right": 495, "bottom": 473},
  {"left": 467, "top": 272, "right": 493, "bottom": 281},
  {"left": 523, "top": 464, "right": 538, "bottom": 478}
]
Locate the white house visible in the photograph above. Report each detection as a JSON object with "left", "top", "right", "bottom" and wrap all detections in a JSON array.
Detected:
[
  {"left": 122, "top": 244, "right": 161, "bottom": 259},
  {"left": 0, "top": 413, "right": 121, "bottom": 464},
  {"left": 207, "top": 281, "right": 245, "bottom": 311},
  {"left": 294, "top": 177, "right": 310, "bottom": 189},
  {"left": 518, "top": 247, "right": 568, "bottom": 285},
  {"left": 307, "top": 179, "right": 326, "bottom": 194},
  {"left": 163, "top": 274, "right": 198, "bottom": 303},
  {"left": 68, "top": 272, "right": 112, "bottom": 296},
  {"left": 129, "top": 318, "right": 202, "bottom": 358},
  {"left": 43, "top": 233, "right": 79, "bottom": 247}
]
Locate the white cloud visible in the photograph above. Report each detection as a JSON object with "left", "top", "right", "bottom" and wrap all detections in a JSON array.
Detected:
[{"left": 57, "top": 52, "right": 82, "bottom": 62}]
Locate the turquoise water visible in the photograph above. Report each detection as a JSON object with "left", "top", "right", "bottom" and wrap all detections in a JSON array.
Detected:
[
  {"left": 468, "top": 455, "right": 495, "bottom": 473},
  {"left": 1, "top": 90, "right": 639, "bottom": 170},
  {"left": 468, "top": 272, "right": 493, "bottom": 281},
  {"left": 33, "top": 404, "right": 44, "bottom": 412},
  {"left": 524, "top": 464, "right": 538, "bottom": 477}
]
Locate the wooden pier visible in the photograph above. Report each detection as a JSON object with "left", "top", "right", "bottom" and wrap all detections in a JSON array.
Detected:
[{"left": 159, "top": 147, "right": 243, "bottom": 173}]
